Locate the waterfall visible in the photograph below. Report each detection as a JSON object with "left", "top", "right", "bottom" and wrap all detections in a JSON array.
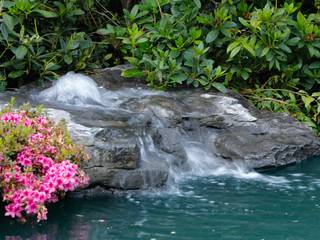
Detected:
[{"left": 37, "top": 72, "right": 288, "bottom": 189}]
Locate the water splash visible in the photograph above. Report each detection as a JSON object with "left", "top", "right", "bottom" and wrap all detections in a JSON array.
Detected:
[
  {"left": 39, "top": 72, "right": 103, "bottom": 106},
  {"left": 38, "top": 72, "right": 164, "bottom": 109}
]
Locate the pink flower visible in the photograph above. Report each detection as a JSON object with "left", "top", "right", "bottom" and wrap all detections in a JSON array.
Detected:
[
  {"left": 5, "top": 203, "right": 23, "bottom": 218},
  {"left": 16, "top": 147, "right": 33, "bottom": 167},
  {"left": 37, "top": 206, "right": 48, "bottom": 222},
  {"left": 0, "top": 109, "right": 89, "bottom": 222}
]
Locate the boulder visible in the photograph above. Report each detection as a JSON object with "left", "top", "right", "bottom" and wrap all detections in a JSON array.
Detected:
[{"left": 0, "top": 66, "right": 319, "bottom": 193}]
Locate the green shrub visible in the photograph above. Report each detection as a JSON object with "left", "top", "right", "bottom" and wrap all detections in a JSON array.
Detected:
[
  {"left": 97, "top": 0, "right": 320, "bottom": 131},
  {"left": 0, "top": 0, "right": 112, "bottom": 88}
]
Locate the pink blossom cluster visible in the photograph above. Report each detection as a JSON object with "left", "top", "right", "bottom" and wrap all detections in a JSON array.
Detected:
[{"left": 0, "top": 111, "right": 89, "bottom": 222}]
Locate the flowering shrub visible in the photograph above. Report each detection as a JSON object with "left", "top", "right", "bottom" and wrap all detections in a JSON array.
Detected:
[{"left": 0, "top": 101, "right": 89, "bottom": 222}]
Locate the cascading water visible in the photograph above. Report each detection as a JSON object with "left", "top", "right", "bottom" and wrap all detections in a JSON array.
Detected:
[{"left": 37, "top": 72, "right": 288, "bottom": 190}]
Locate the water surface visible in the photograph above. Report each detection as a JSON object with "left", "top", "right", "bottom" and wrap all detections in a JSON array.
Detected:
[{"left": 0, "top": 157, "right": 320, "bottom": 240}]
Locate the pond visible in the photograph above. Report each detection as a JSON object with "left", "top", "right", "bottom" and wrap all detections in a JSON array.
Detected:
[{"left": 0, "top": 156, "right": 320, "bottom": 240}]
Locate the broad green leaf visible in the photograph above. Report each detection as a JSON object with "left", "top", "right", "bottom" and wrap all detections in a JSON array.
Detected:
[
  {"left": 96, "top": 28, "right": 109, "bottom": 35},
  {"left": 230, "top": 46, "right": 241, "bottom": 58},
  {"left": 46, "top": 62, "right": 61, "bottom": 71},
  {"left": 34, "top": 10, "right": 58, "bottom": 18},
  {"left": 190, "top": 28, "right": 202, "bottom": 40},
  {"left": 3, "top": 13, "right": 16, "bottom": 32},
  {"left": 64, "top": 55, "right": 73, "bottom": 65},
  {"left": 14, "top": 46, "right": 28, "bottom": 60},
  {"left": 238, "top": 17, "right": 249, "bottom": 27},
  {"left": 261, "top": 47, "right": 270, "bottom": 57},
  {"left": 8, "top": 70, "right": 24, "bottom": 78},
  {"left": 193, "top": 0, "right": 201, "bottom": 8},
  {"left": 242, "top": 41, "right": 256, "bottom": 57},
  {"left": 131, "top": 5, "right": 139, "bottom": 17},
  {"left": 310, "top": 62, "right": 320, "bottom": 69},
  {"left": 312, "top": 92, "right": 320, "bottom": 97},
  {"left": 279, "top": 44, "right": 291, "bottom": 53},
  {"left": 70, "top": 9, "right": 85, "bottom": 16},
  {"left": 297, "top": 12, "right": 307, "bottom": 27},
  {"left": 301, "top": 95, "right": 315, "bottom": 109},
  {"left": 241, "top": 71, "right": 249, "bottom": 80},
  {"left": 227, "top": 41, "right": 240, "bottom": 53},
  {"left": 170, "top": 73, "right": 188, "bottom": 83},
  {"left": 206, "top": 30, "right": 219, "bottom": 43},
  {"left": 121, "top": 68, "right": 145, "bottom": 78},
  {"left": 136, "top": 38, "right": 148, "bottom": 44},
  {"left": 287, "top": 37, "right": 300, "bottom": 46},
  {"left": 212, "top": 82, "right": 227, "bottom": 93},
  {"left": 0, "top": 24, "right": 9, "bottom": 41}
]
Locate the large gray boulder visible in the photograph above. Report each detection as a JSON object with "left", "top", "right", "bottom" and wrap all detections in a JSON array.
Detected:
[{"left": 0, "top": 65, "right": 319, "bottom": 194}]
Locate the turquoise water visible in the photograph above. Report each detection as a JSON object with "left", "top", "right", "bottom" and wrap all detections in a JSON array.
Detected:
[{"left": 1, "top": 157, "right": 320, "bottom": 240}]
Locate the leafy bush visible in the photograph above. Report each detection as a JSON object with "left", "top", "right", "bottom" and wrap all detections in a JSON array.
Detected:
[
  {"left": 0, "top": 100, "right": 89, "bottom": 222},
  {"left": 0, "top": 0, "right": 319, "bottom": 131},
  {"left": 97, "top": 0, "right": 320, "bottom": 131},
  {"left": 0, "top": 0, "right": 112, "bottom": 89}
]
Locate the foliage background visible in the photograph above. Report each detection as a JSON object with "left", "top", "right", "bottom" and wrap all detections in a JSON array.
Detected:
[{"left": 0, "top": 0, "right": 319, "bottom": 132}]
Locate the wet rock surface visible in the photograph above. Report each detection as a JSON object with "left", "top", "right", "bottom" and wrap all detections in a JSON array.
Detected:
[{"left": 0, "top": 65, "right": 319, "bottom": 193}]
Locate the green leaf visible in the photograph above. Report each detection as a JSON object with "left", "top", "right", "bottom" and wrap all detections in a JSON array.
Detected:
[
  {"left": 130, "top": 5, "right": 139, "bottom": 17},
  {"left": 310, "top": 62, "right": 320, "bottom": 69},
  {"left": 229, "top": 46, "right": 241, "bottom": 58},
  {"left": 70, "top": 9, "right": 85, "bottom": 16},
  {"left": 121, "top": 68, "right": 145, "bottom": 78},
  {"left": 104, "top": 53, "right": 113, "bottom": 61},
  {"left": 34, "top": 10, "right": 58, "bottom": 18},
  {"left": 287, "top": 37, "right": 300, "bottom": 46},
  {"left": 279, "top": 43, "right": 292, "bottom": 53},
  {"left": 3, "top": 13, "right": 16, "bottom": 32},
  {"left": 242, "top": 41, "right": 256, "bottom": 57},
  {"left": 8, "top": 70, "right": 24, "bottom": 78},
  {"left": 96, "top": 28, "right": 109, "bottom": 35},
  {"left": 170, "top": 73, "right": 188, "bottom": 84},
  {"left": 227, "top": 41, "right": 240, "bottom": 53},
  {"left": 136, "top": 38, "right": 148, "bottom": 44},
  {"left": 212, "top": 82, "right": 227, "bottom": 93},
  {"left": 301, "top": 95, "right": 315, "bottom": 109},
  {"left": 13, "top": 46, "right": 28, "bottom": 60},
  {"left": 46, "top": 62, "right": 61, "bottom": 71},
  {"left": 297, "top": 12, "right": 307, "bottom": 27},
  {"left": 241, "top": 71, "right": 249, "bottom": 80},
  {"left": 0, "top": 24, "right": 9, "bottom": 41},
  {"left": 311, "top": 92, "right": 320, "bottom": 97},
  {"left": 238, "top": 17, "right": 249, "bottom": 27},
  {"left": 205, "top": 30, "right": 219, "bottom": 43},
  {"left": 190, "top": 28, "right": 202, "bottom": 40},
  {"left": 193, "top": 0, "right": 201, "bottom": 8},
  {"left": 64, "top": 55, "right": 73, "bottom": 65},
  {"left": 261, "top": 47, "right": 270, "bottom": 57}
]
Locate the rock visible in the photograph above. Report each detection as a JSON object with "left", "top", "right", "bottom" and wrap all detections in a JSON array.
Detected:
[
  {"left": 213, "top": 114, "right": 320, "bottom": 169},
  {"left": 92, "top": 65, "right": 145, "bottom": 90},
  {"left": 151, "top": 128, "right": 189, "bottom": 168},
  {"left": 0, "top": 66, "right": 319, "bottom": 194}
]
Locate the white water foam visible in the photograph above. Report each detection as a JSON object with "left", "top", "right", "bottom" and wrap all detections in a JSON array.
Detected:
[
  {"left": 39, "top": 72, "right": 103, "bottom": 106},
  {"left": 38, "top": 72, "right": 164, "bottom": 108},
  {"left": 182, "top": 144, "right": 288, "bottom": 185},
  {"left": 138, "top": 133, "right": 289, "bottom": 196}
]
